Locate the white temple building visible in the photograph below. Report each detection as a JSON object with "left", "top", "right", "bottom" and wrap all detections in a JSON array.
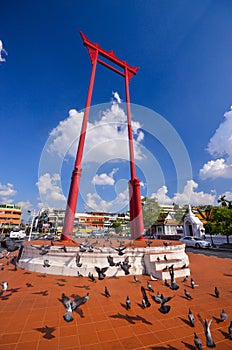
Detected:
[{"left": 183, "top": 205, "right": 205, "bottom": 237}]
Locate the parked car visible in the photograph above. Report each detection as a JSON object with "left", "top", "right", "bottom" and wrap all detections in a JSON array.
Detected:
[
  {"left": 9, "top": 230, "right": 27, "bottom": 240},
  {"left": 180, "top": 236, "right": 211, "bottom": 249}
]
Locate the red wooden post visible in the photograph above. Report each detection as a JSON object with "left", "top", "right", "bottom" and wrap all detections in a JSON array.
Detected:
[{"left": 61, "top": 32, "right": 144, "bottom": 240}]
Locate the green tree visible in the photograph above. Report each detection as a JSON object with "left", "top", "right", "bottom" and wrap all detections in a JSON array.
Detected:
[
  {"left": 142, "top": 197, "right": 161, "bottom": 234},
  {"left": 212, "top": 207, "right": 232, "bottom": 244}
]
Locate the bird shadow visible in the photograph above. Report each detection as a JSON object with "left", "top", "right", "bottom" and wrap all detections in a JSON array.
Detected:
[
  {"left": 36, "top": 274, "right": 47, "bottom": 278},
  {"left": 0, "top": 292, "right": 12, "bottom": 300},
  {"left": 8, "top": 287, "right": 21, "bottom": 294},
  {"left": 26, "top": 283, "right": 33, "bottom": 288},
  {"left": 136, "top": 302, "right": 146, "bottom": 309},
  {"left": 219, "top": 329, "right": 230, "bottom": 339},
  {"left": 109, "top": 313, "right": 152, "bottom": 325},
  {"left": 74, "top": 285, "right": 90, "bottom": 290},
  {"left": 32, "top": 290, "right": 48, "bottom": 296},
  {"left": 120, "top": 302, "right": 128, "bottom": 310},
  {"left": 151, "top": 345, "right": 178, "bottom": 350},
  {"left": 56, "top": 278, "right": 67, "bottom": 282},
  {"left": 208, "top": 292, "right": 217, "bottom": 298},
  {"left": 23, "top": 271, "right": 32, "bottom": 275},
  {"left": 181, "top": 341, "right": 195, "bottom": 350},
  {"left": 178, "top": 316, "right": 192, "bottom": 327},
  {"left": 35, "top": 325, "right": 56, "bottom": 339},
  {"left": 74, "top": 308, "right": 84, "bottom": 318},
  {"left": 213, "top": 316, "right": 223, "bottom": 324},
  {"left": 224, "top": 274, "right": 232, "bottom": 277},
  {"left": 56, "top": 283, "right": 65, "bottom": 287}
]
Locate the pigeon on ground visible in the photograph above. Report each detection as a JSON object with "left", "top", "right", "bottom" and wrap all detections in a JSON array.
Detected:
[
  {"left": 0, "top": 281, "right": 8, "bottom": 293},
  {"left": 163, "top": 241, "right": 170, "bottom": 247},
  {"left": 88, "top": 272, "right": 96, "bottom": 283},
  {"left": 107, "top": 255, "right": 115, "bottom": 267},
  {"left": 158, "top": 296, "right": 171, "bottom": 314},
  {"left": 198, "top": 314, "right": 216, "bottom": 348},
  {"left": 164, "top": 255, "right": 168, "bottom": 261},
  {"left": 126, "top": 296, "right": 131, "bottom": 310},
  {"left": 184, "top": 289, "right": 192, "bottom": 300},
  {"left": 77, "top": 271, "right": 83, "bottom": 277},
  {"left": 79, "top": 244, "right": 86, "bottom": 253},
  {"left": 31, "top": 244, "right": 50, "bottom": 255},
  {"left": 95, "top": 266, "right": 108, "bottom": 280},
  {"left": 164, "top": 279, "right": 170, "bottom": 287},
  {"left": 188, "top": 308, "right": 195, "bottom": 327},
  {"left": 112, "top": 246, "right": 127, "bottom": 256},
  {"left": 43, "top": 259, "right": 50, "bottom": 268},
  {"left": 59, "top": 245, "right": 67, "bottom": 253},
  {"left": 170, "top": 280, "right": 179, "bottom": 290},
  {"left": 151, "top": 292, "right": 163, "bottom": 304},
  {"left": 75, "top": 253, "right": 82, "bottom": 268},
  {"left": 182, "top": 276, "right": 188, "bottom": 282},
  {"left": 162, "top": 265, "right": 168, "bottom": 271},
  {"left": 181, "top": 264, "right": 186, "bottom": 269},
  {"left": 157, "top": 257, "right": 160, "bottom": 262},
  {"left": 133, "top": 275, "right": 140, "bottom": 283},
  {"left": 214, "top": 286, "right": 220, "bottom": 298},
  {"left": 190, "top": 278, "right": 195, "bottom": 289},
  {"left": 147, "top": 281, "right": 154, "bottom": 292},
  {"left": 104, "top": 286, "right": 110, "bottom": 298},
  {"left": 194, "top": 332, "right": 202, "bottom": 350},
  {"left": 228, "top": 320, "right": 232, "bottom": 339},
  {"left": 220, "top": 308, "right": 228, "bottom": 322},
  {"left": 141, "top": 286, "right": 151, "bottom": 308}
]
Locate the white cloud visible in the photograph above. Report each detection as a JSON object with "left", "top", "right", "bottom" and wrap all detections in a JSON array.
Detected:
[
  {"left": 0, "top": 40, "right": 7, "bottom": 62},
  {"left": 199, "top": 158, "right": 232, "bottom": 180},
  {"left": 0, "top": 182, "right": 16, "bottom": 203},
  {"left": 36, "top": 173, "right": 66, "bottom": 206},
  {"left": 16, "top": 201, "right": 33, "bottom": 212},
  {"left": 151, "top": 180, "right": 216, "bottom": 206},
  {"left": 199, "top": 107, "right": 232, "bottom": 179},
  {"left": 48, "top": 101, "right": 145, "bottom": 163},
  {"left": 92, "top": 168, "right": 118, "bottom": 186},
  {"left": 112, "top": 91, "right": 122, "bottom": 104},
  {"left": 85, "top": 187, "right": 129, "bottom": 212}
]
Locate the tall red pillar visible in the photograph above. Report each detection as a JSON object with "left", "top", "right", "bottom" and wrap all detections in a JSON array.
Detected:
[{"left": 61, "top": 32, "right": 144, "bottom": 240}]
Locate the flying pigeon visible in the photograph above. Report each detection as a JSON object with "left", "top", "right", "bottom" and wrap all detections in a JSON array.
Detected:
[
  {"left": 75, "top": 252, "right": 82, "bottom": 267},
  {"left": 31, "top": 244, "right": 50, "bottom": 255},
  {"left": 188, "top": 308, "right": 195, "bottom": 327},
  {"left": 95, "top": 266, "right": 108, "bottom": 280},
  {"left": 182, "top": 276, "right": 188, "bottom": 282},
  {"left": 120, "top": 258, "right": 131, "bottom": 275},
  {"left": 104, "top": 286, "right": 110, "bottom": 298},
  {"left": 184, "top": 289, "right": 192, "bottom": 300},
  {"left": 198, "top": 314, "right": 216, "bottom": 348},
  {"left": 194, "top": 332, "right": 202, "bottom": 350},
  {"left": 141, "top": 286, "right": 151, "bottom": 308},
  {"left": 126, "top": 296, "right": 131, "bottom": 310},
  {"left": 214, "top": 286, "right": 220, "bottom": 298},
  {"left": 112, "top": 246, "right": 127, "bottom": 256},
  {"left": 220, "top": 309, "right": 228, "bottom": 322},
  {"left": 107, "top": 255, "right": 115, "bottom": 267},
  {"left": 61, "top": 293, "right": 74, "bottom": 322},
  {"left": 88, "top": 272, "right": 96, "bottom": 283}
]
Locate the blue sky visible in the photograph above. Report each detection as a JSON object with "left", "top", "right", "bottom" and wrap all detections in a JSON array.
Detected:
[{"left": 1, "top": 0, "right": 232, "bottom": 216}]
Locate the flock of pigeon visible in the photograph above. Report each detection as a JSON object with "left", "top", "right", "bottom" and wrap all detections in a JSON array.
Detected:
[{"left": 0, "top": 236, "right": 231, "bottom": 349}]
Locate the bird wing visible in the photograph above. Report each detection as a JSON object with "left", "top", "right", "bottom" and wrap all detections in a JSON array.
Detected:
[{"left": 101, "top": 267, "right": 109, "bottom": 274}]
